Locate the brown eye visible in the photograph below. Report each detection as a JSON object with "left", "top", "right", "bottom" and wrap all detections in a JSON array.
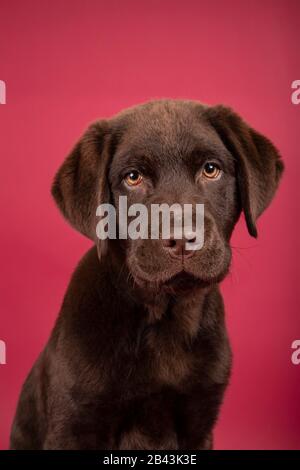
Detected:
[
  {"left": 202, "top": 162, "right": 221, "bottom": 180},
  {"left": 124, "top": 171, "right": 143, "bottom": 187}
]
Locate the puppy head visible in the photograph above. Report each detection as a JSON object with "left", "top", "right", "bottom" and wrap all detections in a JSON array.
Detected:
[{"left": 52, "top": 100, "right": 283, "bottom": 292}]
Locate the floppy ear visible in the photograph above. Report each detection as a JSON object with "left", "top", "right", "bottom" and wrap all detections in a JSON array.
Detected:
[
  {"left": 206, "top": 105, "right": 284, "bottom": 237},
  {"left": 51, "top": 120, "right": 112, "bottom": 246}
]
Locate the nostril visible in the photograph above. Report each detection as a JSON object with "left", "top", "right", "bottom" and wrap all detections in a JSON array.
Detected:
[
  {"left": 169, "top": 239, "right": 176, "bottom": 248},
  {"left": 162, "top": 238, "right": 176, "bottom": 249},
  {"left": 162, "top": 237, "right": 196, "bottom": 258}
]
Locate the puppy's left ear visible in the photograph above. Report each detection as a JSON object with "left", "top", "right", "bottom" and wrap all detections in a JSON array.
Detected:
[
  {"left": 206, "top": 105, "right": 284, "bottom": 237},
  {"left": 52, "top": 120, "right": 112, "bottom": 245}
]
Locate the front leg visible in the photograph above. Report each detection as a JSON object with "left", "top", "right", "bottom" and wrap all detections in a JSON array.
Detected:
[
  {"left": 43, "top": 408, "right": 120, "bottom": 450},
  {"left": 176, "top": 383, "right": 227, "bottom": 450}
]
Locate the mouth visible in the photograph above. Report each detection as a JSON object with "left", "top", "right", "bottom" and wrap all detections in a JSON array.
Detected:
[
  {"left": 132, "top": 269, "right": 204, "bottom": 293},
  {"left": 163, "top": 270, "right": 202, "bottom": 292}
]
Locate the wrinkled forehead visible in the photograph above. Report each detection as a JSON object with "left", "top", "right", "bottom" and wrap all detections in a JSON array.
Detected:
[{"left": 111, "top": 107, "right": 232, "bottom": 168}]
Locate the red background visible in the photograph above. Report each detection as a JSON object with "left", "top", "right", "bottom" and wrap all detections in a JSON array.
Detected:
[{"left": 0, "top": 0, "right": 299, "bottom": 449}]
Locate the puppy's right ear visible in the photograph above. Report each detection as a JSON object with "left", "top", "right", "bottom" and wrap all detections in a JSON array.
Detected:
[
  {"left": 52, "top": 120, "right": 112, "bottom": 241},
  {"left": 205, "top": 105, "right": 283, "bottom": 238}
]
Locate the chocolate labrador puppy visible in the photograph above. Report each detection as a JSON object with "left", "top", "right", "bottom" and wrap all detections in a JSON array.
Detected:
[{"left": 10, "top": 99, "right": 283, "bottom": 450}]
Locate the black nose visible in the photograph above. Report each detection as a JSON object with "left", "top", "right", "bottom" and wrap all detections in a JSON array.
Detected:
[{"left": 162, "top": 235, "right": 197, "bottom": 258}]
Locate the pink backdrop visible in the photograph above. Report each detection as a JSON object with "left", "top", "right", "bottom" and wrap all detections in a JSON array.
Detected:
[{"left": 0, "top": 0, "right": 299, "bottom": 450}]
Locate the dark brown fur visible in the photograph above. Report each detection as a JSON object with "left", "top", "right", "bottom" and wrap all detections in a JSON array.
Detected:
[{"left": 10, "top": 99, "right": 283, "bottom": 449}]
